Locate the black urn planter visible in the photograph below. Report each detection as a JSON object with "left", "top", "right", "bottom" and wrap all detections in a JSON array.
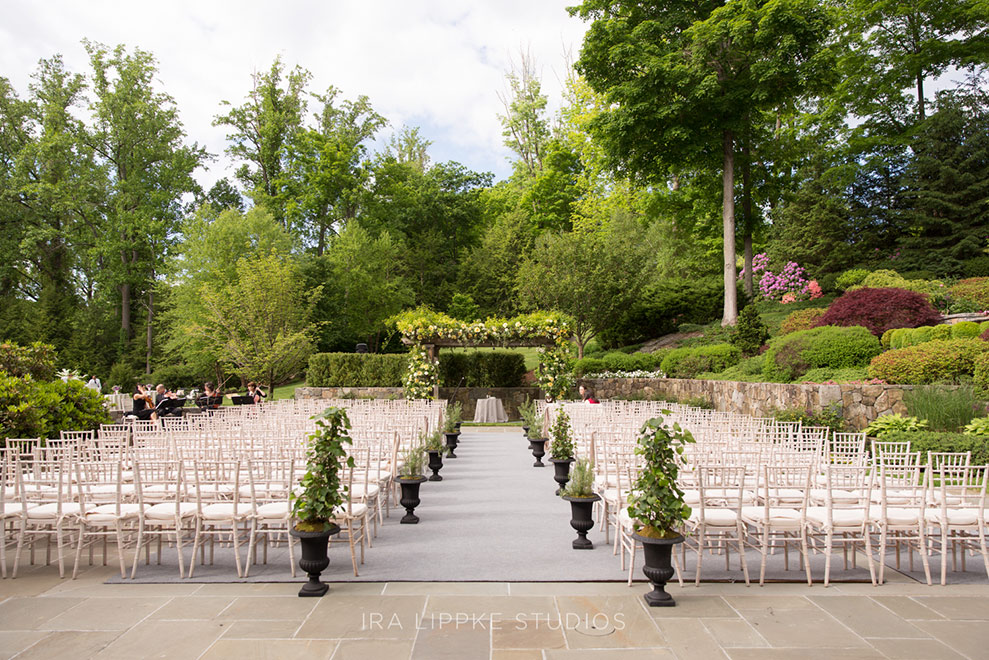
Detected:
[
  {"left": 395, "top": 476, "right": 427, "bottom": 524},
  {"left": 290, "top": 523, "right": 340, "bottom": 597},
  {"left": 550, "top": 457, "right": 575, "bottom": 495},
  {"left": 563, "top": 493, "right": 601, "bottom": 549},
  {"left": 522, "top": 425, "right": 530, "bottom": 437},
  {"left": 426, "top": 449, "right": 444, "bottom": 481},
  {"left": 528, "top": 438, "right": 547, "bottom": 467},
  {"left": 632, "top": 533, "right": 685, "bottom": 607},
  {"left": 443, "top": 431, "right": 460, "bottom": 458},
  {"left": 455, "top": 421, "right": 462, "bottom": 431}
]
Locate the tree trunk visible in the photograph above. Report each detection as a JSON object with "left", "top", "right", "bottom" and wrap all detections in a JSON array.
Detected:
[
  {"left": 722, "top": 128, "right": 737, "bottom": 326},
  {"left": 916, "top": 72, "right": 925, "bottom": 121},
  {"left": 742, "top": 132, "right": 754, "bottom": 300},
  {"left": 145, "top": 290, "right": 154, "bottom": 374},
  {"left": 121, "top": 281, "right": 131, "bottom": 339}
]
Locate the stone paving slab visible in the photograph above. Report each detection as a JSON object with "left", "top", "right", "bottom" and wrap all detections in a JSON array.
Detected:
[{"left": 5, "top": 562, "right": 989, "bottom": 659}]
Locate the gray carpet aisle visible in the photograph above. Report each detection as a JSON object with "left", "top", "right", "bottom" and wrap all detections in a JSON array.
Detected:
[{"left": 109, "top": 427, "right": 948, "bottom": 584}]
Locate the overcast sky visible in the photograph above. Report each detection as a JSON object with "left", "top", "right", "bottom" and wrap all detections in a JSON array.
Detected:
[{"left": 1, "top": 0, "right": 589, "bottom": 189}]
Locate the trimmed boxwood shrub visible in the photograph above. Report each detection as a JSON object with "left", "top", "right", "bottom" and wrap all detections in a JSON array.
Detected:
[
  {"left": 814, "top": 287, "right": 942, "bottom": 336},
  {"left": 661, "top": 344, "right": 741, "bottom": 379},
  {"left": 307, "top": 353, "right": 408, "bottom": 387},
  {"left": 948, "top": 277, "right": 989, "bottom": 309},
  {"left": 876, "top": 430, "right": 989, "bottom": 465},
  {"left": 781, "top": 308, "right": 827, "bottom": 336},
  {"left": 931, "top": 324, "right": 953, "bottom": 341},
  {"left": 975, "top": 353, "right": 989, "bottom": 397},
  {"left": 952, "top": 321, "right": 981, "bottom": 339},
  {"left": 836, "top": 268, "right": 871, "bottom": 291},
  {"left": 574, "top": 351, "right": 665, "bottom": 377},
  {"left": 797, "top": 367, "right": 871, "bottom": 383},
  {"left": 762, "top": 325, "right": 881, "bottom": 382},
  {"left": 867, "top": 339, "right": 989, "bottom": 384}
]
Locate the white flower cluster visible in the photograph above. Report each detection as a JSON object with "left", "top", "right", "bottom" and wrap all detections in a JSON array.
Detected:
[{"left": 584, "top": 370, "right": 666, "bottom": 379}]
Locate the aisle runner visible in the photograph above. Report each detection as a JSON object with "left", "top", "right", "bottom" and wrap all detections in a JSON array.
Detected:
[{"left": 110, "top": 427, "right": 903, "bottom": 584}]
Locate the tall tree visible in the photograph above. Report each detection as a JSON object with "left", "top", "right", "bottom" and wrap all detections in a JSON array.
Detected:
[
  {"left": 497, "top": 51, "right": 551, "bottom": 178},
  {"left": 843, "top": 0, "right": 989, "bottom": 123},
  {"left": 386, "top": 125, "right": 432, "bottom": 172},
  {"left": 572, "top": 0, "right": 836, "bottom": 324},
  {"left": 280, "top": 87, "right": 386, "bottom": 254},
  {"left": 197, "top": 253, "right": 317, "bottom": 395},
  {"left": 516, "top": 214, "right": 651, "bottom": 358},
  {"left": 84, "top": 41, "right": 205, "bottom": 371},
  {"left": 213, "top": 56, "right": 310, "bottom": 223}
]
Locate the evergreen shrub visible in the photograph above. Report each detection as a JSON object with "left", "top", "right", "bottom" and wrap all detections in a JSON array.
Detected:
[
  {"left": 867, "top": 339, "right": 989, "bottom": 384},
  {"left": 660, "top": 344, "right": 741, "bottom": 379},
  {"left": 763, "top": 326, "right": 880, "bottom": 382}
]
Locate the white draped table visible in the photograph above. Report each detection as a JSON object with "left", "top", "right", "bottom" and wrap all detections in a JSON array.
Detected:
[{"left": 473, "top": 396, "right": 508, "bottom": 423}]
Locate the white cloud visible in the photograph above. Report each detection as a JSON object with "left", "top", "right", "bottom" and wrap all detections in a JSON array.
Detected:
[{"left": 1, "top": 0, "right": 588, "bottom": 187}]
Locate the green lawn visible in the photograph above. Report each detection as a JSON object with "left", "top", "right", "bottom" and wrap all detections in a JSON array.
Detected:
[{"left": 271, "top": 379, "right": 306, "bottom": 400}]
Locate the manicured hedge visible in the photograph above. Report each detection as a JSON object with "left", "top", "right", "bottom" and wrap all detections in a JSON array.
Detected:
[
  {"left": 763, "top": 325, "right": 881, "bottom": 382},
  {"left": 876, "top": 431, "right": 989, "bottom": 465},
  {"left": 814, "top": 287, "right": 942, "bottom": 336},
  {"left": 438, "top": 351, "right": 526, "bottom": 387},
  {"left": 307, "top": 353, "right": 408, "bottom": 387},
  {"left": 867, "top": 339, "right": 988, "bottom": 384},
  {"left": 661, "top": 344, "right": 741, "bottom": 379},
  {"left": 573, "top": 351, "right": 665, "bottom": 377},
  {"left": 975, "top": 352, "right": 989, "bottom": 397},
  {"left": 307, "top": 351, "right": 528, "bottom": 388}
]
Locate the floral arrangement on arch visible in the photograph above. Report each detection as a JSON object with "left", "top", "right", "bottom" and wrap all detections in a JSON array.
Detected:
[
  {"left": 402, "top": 344, "right": 438, "bottom": 400},
  {"left": 391, "top": 307, "right": 573, "bottom": 401},
  {"left": 740, "top": 253, "right": 822, "bottom": 303},
  {"left": 535, "top": 344, "right": 575, "bottom": 401}
]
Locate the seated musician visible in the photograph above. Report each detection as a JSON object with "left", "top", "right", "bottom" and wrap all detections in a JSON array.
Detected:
[
  {"left": 130, "top": 384, "right": 156, "bottom": 420},
  {"left": 197, "top": 381, "right": 223, "bottom": 410},
  {"left": 246, "top": 381, "right": 266, "bottom": 405},
  {"left": 154, "top": 383, "right": 184, "bottom": 416}
]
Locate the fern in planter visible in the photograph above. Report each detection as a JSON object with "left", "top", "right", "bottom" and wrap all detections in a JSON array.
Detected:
[
  {"left": 627, "top": 415, "right": 694, "bottom": 539},
  {"left": 562, "top": 458, "right": 595, "bottom": 497},
  {"left": 549, "top": 408, "right": 575, "bottom": 460},
  {"left": 443, "top": 402, "right": 463, "bottom": 433},
  {"left": 399, "top": 443, "right": 426, "bottom": 479},
  {"left": 291, "top": 407, "right": 355, "bottom": 532}
]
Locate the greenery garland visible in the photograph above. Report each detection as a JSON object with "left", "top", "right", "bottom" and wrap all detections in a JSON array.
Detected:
[{"left": 391, "top": 307, "right": 573, "bottom": 400}]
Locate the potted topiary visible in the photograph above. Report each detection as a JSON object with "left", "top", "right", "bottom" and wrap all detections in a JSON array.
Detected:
[
  {"left": 519, "top": 397, "right": 536, "bottom": 437},
  {"left": 395, "top": 444, "right": 428, "bottom": 523},
  {"left": 423, "top": 431, "right": 445, "bottom": 481},
  {"left": 561, "top": 458, "right": 600, "bottom": 549},
  {"left": 290, "top": 407, "right": 355, "bottom": 597},
  {"left": 443, "top": 402, "right": 463, "bottom": 458},
  {"left": 628, "top": 414, "right": 694, "bottom": 607},
  {"left": 548, "top": 408, "right": 575, "bottom": 494},
  {"left": 526, "top": 422, "right": 548, "bottom": 467}
]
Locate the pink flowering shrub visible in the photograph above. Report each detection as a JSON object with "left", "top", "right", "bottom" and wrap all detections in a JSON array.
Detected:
[{"left": 808, "top": 280, "right": 823, "bottom": 299}]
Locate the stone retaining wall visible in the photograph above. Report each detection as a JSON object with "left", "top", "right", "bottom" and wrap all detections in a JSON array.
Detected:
[
  {"left": 294, "top": 386, "right": 540, "bottom": 421},
  {"left": 580, "top": 378, "right": 914, "bottom": 430}
]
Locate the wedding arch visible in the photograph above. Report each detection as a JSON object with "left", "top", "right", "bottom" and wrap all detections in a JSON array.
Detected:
[{"left": 390, "top": 308, "right": 574, "bottom": 400}]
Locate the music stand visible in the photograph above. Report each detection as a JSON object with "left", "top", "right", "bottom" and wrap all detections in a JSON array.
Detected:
[{"left": 231, "top": 395, "right": 255, "bottom": 405}]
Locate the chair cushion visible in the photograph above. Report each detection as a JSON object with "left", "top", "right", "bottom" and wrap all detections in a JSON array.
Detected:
[
  {"left": 925, "top": 508, "right": 981, "bottom": 526},
  {"left": 332, "top": 503, "right": 368, "bottom": 519},
  {"left": 689, "top": 508, "right": 739, "bottom": 526},
  {"left": 809, "top": 488, "right": 865, "bottom": 504},
  {"left": 201, "top": 502, "right": 247, "bottom": 520},
  {"left": 880, "top": 507, "right": 921, "bottom": 526},
  {"left": 83, "top": 503, "right": 144, "bottom": 523},
  {"left": 26, "top": 502, "right": 81, "bottom": 519},
  {"left": 806, "top": 506, "right": 873, "bottom": 528},
  {"left": 741, "top": 506, "right": 803, "bottom": 527},
  {"left": 146, "top": 502, "right": 197, "bottom": 519},
  {"left": 256, "top": 502, "right": 290, "bottom": 518}
]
